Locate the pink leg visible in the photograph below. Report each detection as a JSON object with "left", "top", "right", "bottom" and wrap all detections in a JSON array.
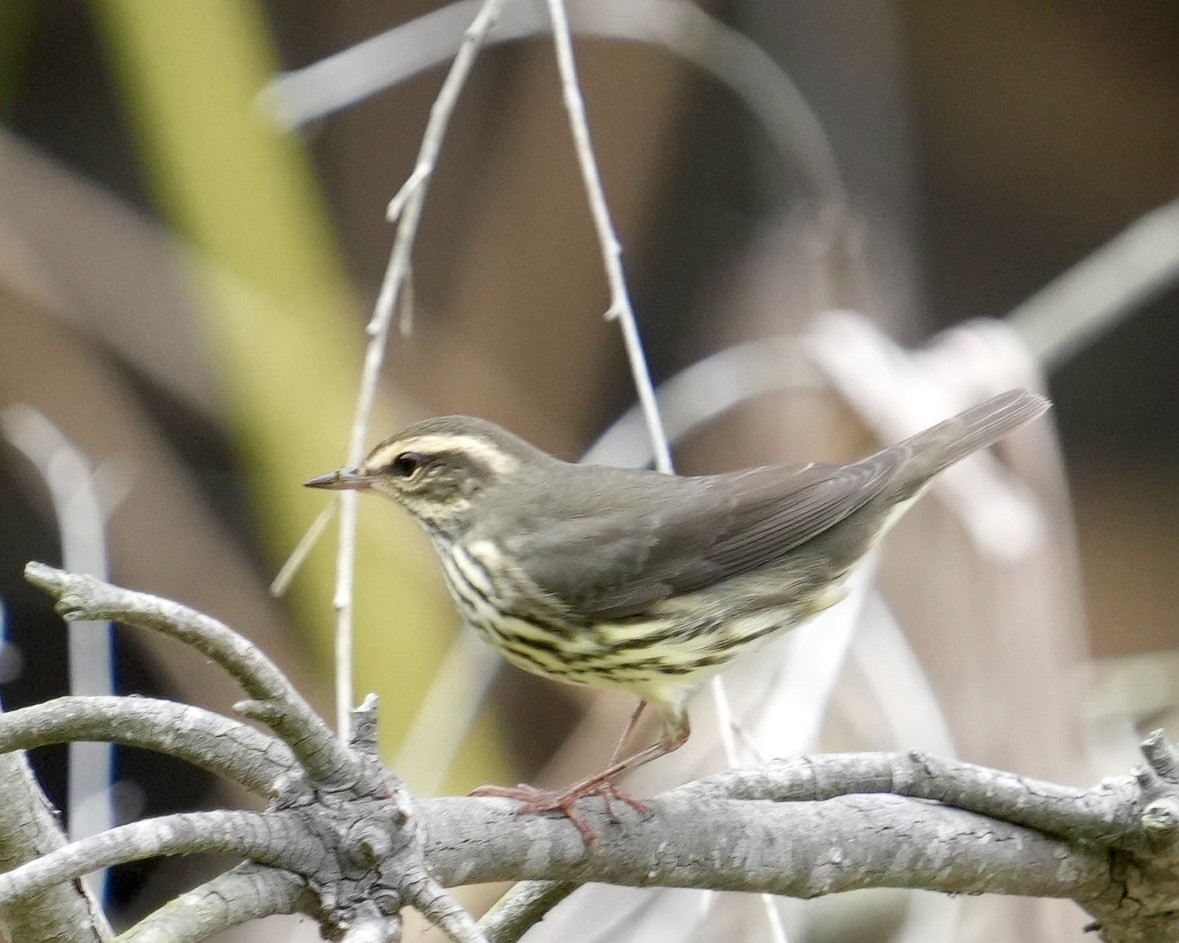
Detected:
[
  {"left": 473, "top": 708, "right": 690, "bottom": 844},
  {"left": 606, "top": 700, "right": 647, "bottom": 767}
]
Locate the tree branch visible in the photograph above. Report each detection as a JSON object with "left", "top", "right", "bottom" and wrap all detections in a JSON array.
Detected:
[
  {"left": 25, "top": 562, "right": 355, "bottom": 789},
  {"left": 478, "top": 880, "right": 578, "bottom": 943},
  {"left": 0, "top": 750, "right": 111, "bottom": 942},
  {"left": 419, "top": 793, "right": 1111, "bottom": 901},
  {"left": 115, "top": 865, "right": 308, "bottom": 943},
  {"left": 0, "top": 810, "right": 302, "bottom": 903},
  {"left": 327, "top": 0, "right": 507, "bottom": 737},
  {"left": 678, "top": 752, "right": 1143, "bottom": 846},
  {"left": 14, "top": 566, "right": 1179, "bottom": 943},
  {"left": 0, "top": 696, "right": 294, "bottom": 796}
]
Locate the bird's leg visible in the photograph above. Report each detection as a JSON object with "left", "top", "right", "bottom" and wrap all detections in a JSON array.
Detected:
[
  {"left": 606, "top": 699, "right": 647, "bottom": 767},
  {"left": 588, "top": 699, "right": 650, "bottom": 824},
  {"left": 471, "top": 708, "right": 690, "bottom": 843}
]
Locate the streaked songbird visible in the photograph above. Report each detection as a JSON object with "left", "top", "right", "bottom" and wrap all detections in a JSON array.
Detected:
[{"left": 307, "top": 388, "right": 1050, "bottom": 838}]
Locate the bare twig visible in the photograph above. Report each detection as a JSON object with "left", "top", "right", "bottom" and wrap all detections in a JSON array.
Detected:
[
  {"left": 543, "top": 10, "right": 792, "bottom": 938},
  {"left": 329, "top": 0, "right": 506, "bottom": 738},
  {"left": 0, "top": 810, "right": 292, "bottom": 905},
  {"left": 540, "top": 5, "right": 791, "bottom": 939},
  {"left": 456, "top": 6, "right": 688, "bottom": 935},
  {"left": 269, "top": 498, "right": 337, "bottom": 597},
  {"left": 544, "top": 0, "right": 671, "bottom": 473},
  {"left": 1, "top": 405, "right": 116, "bottom": 898}
]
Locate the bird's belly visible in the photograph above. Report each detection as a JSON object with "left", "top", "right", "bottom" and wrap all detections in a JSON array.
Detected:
[
  {"left": 583, "top": 582, "right": 846, "bottom": 687},
  {"left": 439, "top": 541, "right": 854, "bottom": 693}
]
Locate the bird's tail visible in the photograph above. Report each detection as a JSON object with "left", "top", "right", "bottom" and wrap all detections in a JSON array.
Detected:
[{"left": 888, "top": 388, "right": 1051, "bottom": 499}]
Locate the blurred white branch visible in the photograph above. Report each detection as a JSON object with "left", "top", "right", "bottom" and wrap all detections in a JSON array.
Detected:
[
  {"left": 583, "top": 335, "right": 821, "bottom": 467},
  {"left": 1, "top": 406, "right": 118, "bottom": 901},
  {"left": 267, "top": 0, "right": 847, "bottom": 208},
  {"left": 591, "top": 197, "right": 1179, "bottom": 472},
  {"left": 1008, "top": 198, "right": 1179, "bottom": 370}
]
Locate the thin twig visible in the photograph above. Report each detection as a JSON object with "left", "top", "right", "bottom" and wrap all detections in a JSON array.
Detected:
[
  {"left": 331, "top": 0, "right": 507, "bottom": 737},
  {"left": 269, "top": 498, "right": 337, "bottom": 597},
  {"left": 543, "top": 4, "right": 790, "bottom": 939},
  {"left": 535, "top": 2, "right": 683, "bottom": 935},
  {"left": 544, "top": 0, "right": 673, "bottom": 474}
]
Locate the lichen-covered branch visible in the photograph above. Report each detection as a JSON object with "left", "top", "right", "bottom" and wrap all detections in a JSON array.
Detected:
[
  {"left": 0, "top": 750, "right": 111, "bottom": 943},
  {"left": 0, "top": 696, "right": 294, "bottom": 796},
  {"left": 421, "top": 793, "right": 1111, "bottom": 900},
  {"left": 11, "top": 565, "right": 1179, "bottom": 943},
  {"left": 0, "top": 810, "right": 301, "bottom": 903},
  {"left": 678, "top": 751, "right": 1143, "bottom": 845},
  {"left": 115, "top": 865, "right": 308, "bottom": 943},
  {"left": 478, "top": 881, "right": 578, "bottom": 943},
  {"left": 25, "top": 562, "right": 354, "bottom": 788}
]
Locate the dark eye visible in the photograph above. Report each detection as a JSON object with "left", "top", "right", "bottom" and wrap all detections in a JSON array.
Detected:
[{"left": 390, "top": 451, "right": 424, "bottom": 478}]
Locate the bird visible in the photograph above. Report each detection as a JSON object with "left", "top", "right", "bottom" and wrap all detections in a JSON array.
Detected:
[{"left": 306, "top": 389, "right": 1049, "bottom": 838}]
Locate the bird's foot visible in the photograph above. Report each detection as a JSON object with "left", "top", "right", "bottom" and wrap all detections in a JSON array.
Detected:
[{"left": 471, "top": 780, "right": 648, "bottom": 844}]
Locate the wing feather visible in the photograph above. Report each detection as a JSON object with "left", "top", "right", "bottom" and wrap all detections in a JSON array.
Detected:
[{"left": 495, "top": 453, "right": 901, "bottom": 621}]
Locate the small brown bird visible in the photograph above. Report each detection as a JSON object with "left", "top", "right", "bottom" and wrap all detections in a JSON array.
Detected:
[{"left": 307, "top": 389, "right": 1049, "bottom": 835}]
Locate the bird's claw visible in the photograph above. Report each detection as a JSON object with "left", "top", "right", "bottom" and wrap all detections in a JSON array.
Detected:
[{"left": 470, "top": 781, "right": 648, "bottom": 844}]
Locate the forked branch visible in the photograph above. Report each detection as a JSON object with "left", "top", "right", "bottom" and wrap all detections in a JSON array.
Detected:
[{"left": 3, "top": 566, "right": 1179, "bottom": 943}]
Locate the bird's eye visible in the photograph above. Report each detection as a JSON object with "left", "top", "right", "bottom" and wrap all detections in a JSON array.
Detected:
[{"left": 390, "top": 452, "right": 425, "bottom": 478}]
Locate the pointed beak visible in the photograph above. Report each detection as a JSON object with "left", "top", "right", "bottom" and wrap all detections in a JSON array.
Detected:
[{"left": 304, "top": 467, "right": 375, "bottom": 491}]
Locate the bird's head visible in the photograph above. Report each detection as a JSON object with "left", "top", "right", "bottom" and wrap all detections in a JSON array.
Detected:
[{"left": 305, "top": 416, "right": 548, "bottom": 539}]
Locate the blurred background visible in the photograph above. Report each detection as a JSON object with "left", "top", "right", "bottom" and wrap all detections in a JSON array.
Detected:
[{"left": 0, "top": 1, "right": 1177, "bottom": 940}]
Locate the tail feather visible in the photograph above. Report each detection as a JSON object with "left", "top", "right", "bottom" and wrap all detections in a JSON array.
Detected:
[{"left": 889, "top": 389, "right": 1050, "bottom": 497}]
